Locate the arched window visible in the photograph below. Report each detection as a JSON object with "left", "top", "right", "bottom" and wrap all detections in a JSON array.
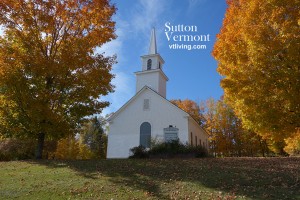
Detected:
[
  {"left": 140, "top": 122, "right": 151, "bottom": 148},
  {"left": 147, "top": 59, "right": 152, "bottom": 70}
]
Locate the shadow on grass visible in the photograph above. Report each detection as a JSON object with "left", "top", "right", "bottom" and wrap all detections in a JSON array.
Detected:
[{"left": 30, "top": 157, "right": 300, "bottom": 200}]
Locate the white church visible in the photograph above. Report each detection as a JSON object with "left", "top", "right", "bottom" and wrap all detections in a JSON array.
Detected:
[{"left": 107, "top": 29, "right": 209, "bottom": 158}]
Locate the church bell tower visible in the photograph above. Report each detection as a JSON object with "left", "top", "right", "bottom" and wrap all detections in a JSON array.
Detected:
[{"left": 135, "top": 28, "right": 169, "bottom": 98}]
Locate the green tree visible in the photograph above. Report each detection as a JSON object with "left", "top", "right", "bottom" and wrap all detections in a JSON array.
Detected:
[
  {"left": 213, "top": 0, "right": 300, "bottom": 144},
  {"left": 80, "top": 117, "right": 107, "bottom": 159},
  {"left": 0, "top": 0, "right": 116, "bottom": 159}
]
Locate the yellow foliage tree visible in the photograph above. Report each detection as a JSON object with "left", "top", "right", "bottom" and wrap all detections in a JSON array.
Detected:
[
  {"left": 284, "top": 129, "right": 300, "bottom": 156},
  {"left": 55, "top": 136, "right": 93, "bottom": 160},
  {"left": 213, "top": 0, "right": 300, "bottom": 145},
  {"left": 0, "top": 0, "right": 116, "bottom": 159},
  {"left": 202, "top": 98, "right": 269, "bottom": 157},
  {"left": 55, "top": 136, "right": 79, "bottom": 160}
]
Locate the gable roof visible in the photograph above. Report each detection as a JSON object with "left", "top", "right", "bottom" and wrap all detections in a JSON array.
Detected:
[
  {"left": 107, "top": 86, "right": 151, "bottom": 121},
  {"left": 108, "top": 86, "right": 209, "bottom": 136}
]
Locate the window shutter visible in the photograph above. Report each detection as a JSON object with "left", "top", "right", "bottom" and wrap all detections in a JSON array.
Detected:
[{"left": 143, "top": 99, "right": 150, "bottom": 110}]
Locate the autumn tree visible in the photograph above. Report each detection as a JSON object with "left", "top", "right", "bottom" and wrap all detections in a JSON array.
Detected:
[
  {"left": 0, "top": 0, "right": 116, "bottom": 159},
  {"left": 213, "top": 0, "right": 300, "bottom": 145},
  {"left": 54, "top": 135, "right": 94, "bottom": 160},
  {"left": 284, "top": 130, "right": 300, "bottom": 156},
  {"left": 54, "top": 136, "right": 80, "bottom": 160},
  {"left": 202, "top": 98, "right": 269, "bottom": 157},
  {"left": 171, "top": 99, "right": 205, "bottom": 126}
]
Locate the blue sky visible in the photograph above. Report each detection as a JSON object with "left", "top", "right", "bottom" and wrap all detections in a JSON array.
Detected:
[
  {"left": 101, "top": 0, "right": 228, "bottom": 116},
  {"left": 0, "top": 1, "right": 227, "bottom": 116}
]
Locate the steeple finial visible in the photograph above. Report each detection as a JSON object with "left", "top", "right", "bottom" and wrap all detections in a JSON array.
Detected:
[{"left": 148, "top": 28, "right": 157, "bottom": 54}]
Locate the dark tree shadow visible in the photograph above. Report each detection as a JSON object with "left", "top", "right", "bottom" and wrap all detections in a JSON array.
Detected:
[{"left": 30, "top": 157, "right": 300, "bottom": 200}]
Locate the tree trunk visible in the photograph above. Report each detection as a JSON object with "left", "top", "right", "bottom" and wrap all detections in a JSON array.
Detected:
[{"left": 35, "top": 132, "right": 45, "bottom": 159}]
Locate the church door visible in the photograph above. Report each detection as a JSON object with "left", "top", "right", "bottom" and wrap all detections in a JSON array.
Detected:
[{"left": 140, "top": 122, "right": 151, "bottom": 148}]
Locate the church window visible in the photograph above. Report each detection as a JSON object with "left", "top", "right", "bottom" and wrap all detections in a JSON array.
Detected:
[
  {"left": 140, "top": 122, "right": 151, "bottom": 148},
  {"left": 158, "top": 62, "right": 161, "bottom": 69},
  {"left": 191, "top": 132, "right": 193, "bottom": 146},
  {"left": 147, "top": 59, "right": 152, "bottom": 70},
  {"left": 143, "top": 99, "right": 150, "bottom": 110}
]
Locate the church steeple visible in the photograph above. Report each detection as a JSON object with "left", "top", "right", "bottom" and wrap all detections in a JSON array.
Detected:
[
  {"left": 135, "top": 28, "right": 169, "bottom": 98},
  {"left": 139, "top": 28, "right": 165, "bottom": 71},
  {"left": 148, "top": 28, "right": 157, "bottom": 54}
]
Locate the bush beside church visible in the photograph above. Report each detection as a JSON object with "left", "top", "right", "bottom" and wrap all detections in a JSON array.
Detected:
[{"left": 129, "top": 139, "right": 209, "bottom": 159}]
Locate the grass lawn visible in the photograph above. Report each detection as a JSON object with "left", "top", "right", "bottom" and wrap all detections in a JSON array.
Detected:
[{"left": 0, "top": 158, "right": 299, "bottom": 200}]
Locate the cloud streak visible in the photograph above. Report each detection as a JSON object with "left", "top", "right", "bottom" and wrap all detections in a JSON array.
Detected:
[
  {"left": 131, "top": 0, "right": 167, "bottom": 35},
  {"left": 130, "top": 0, "right": 170, "bottom": 54},
  {"left": 98, "top": 16, "right": 134, "bottom": 116}
]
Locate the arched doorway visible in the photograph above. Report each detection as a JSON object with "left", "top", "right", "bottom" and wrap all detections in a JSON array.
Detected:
[{"left": 140, "top": 122, "right": 151, "bottom": 148}]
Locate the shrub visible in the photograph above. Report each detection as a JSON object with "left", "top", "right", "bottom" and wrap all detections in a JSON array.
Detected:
[
  {"left": 186, "top": 145, "right": 209, "bottom": 158},
  {"left": 0, "top": 138, "right": 36, "bottom": 161},
  {"left": 129, "top": 145, "right": 149, "bottom": 159},
  {"left": 130, "top": 140, "right": 209, "bottom": 159},
  {"left": 149, "top": 139, "right": 186, "bottom": 156}
]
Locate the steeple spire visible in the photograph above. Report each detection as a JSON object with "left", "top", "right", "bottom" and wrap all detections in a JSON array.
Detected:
[{"left": 148, "top": 28, "right": 157, "bottom": 54}]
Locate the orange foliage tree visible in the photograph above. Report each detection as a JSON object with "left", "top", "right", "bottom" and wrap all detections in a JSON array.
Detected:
[
  {"left": 213, "top": 0, "right": 300, "bottom": 150},
  {"left": 202, "top": 98, "right": 268, "bottom": 157},
  {"left": 171, "top": 99, "right": 205, "bottom": 126},
  {"left": 0, "top": 0, "right": 116, "bottom": 159}
]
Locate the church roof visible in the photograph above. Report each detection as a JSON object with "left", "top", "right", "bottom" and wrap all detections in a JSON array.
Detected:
[{"left": 134, "top": 68, "right": 169, "bottom": 81}]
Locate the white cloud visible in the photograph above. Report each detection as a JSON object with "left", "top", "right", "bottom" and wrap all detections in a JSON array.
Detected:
[
  {"left": 101, "top": 70, "right": 134, "bottom": 116},
  {"left": 98, "top": 17, "right": 134, "bottom": 116},
  {"left": 131, "top": 0, "right": 166, "bottom": 35},
  {"left": 96, "top": 16, "right": 129, "bottom": 64},
  {"left": 130, "top": 0, "right": 170, "bottom": 53}
]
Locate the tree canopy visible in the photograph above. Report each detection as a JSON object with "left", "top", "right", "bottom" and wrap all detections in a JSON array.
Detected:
[
  {"left": 202, "top": 98, "right": 269, "bottom": 157},
  {"left": 171, "top": 99, "right": 204, "bottom": 126},
  {"left": 213, "top": 0, "right": 300, "bottom": 142},
  {"left": 0, "top": 0, "right": 116, "bottom": 158}
]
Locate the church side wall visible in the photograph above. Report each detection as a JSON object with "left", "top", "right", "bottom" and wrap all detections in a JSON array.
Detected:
[
  {"left": 107, "top": 133, "right": 137, "bottom": 158},
  {"left": 107, "top": 88, "right": 189, "bottom": 158},
  {"left": 188, "top": 119, "right": 209, "bottom": 149}
]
